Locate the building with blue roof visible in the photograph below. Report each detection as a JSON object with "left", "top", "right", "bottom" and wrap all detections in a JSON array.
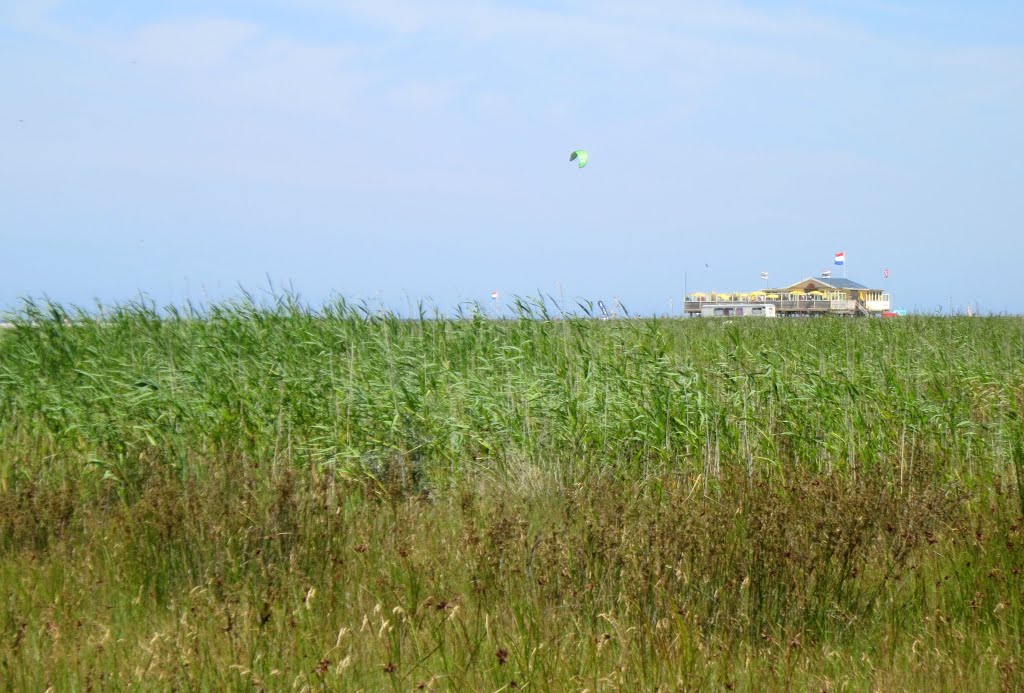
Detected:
[{"left": 684, "top": 275, "right": 891, "bottom": 317}]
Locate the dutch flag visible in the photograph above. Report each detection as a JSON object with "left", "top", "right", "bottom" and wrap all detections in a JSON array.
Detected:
[{"left": 834, "top": 251, "right": 845, "bottom": 266}]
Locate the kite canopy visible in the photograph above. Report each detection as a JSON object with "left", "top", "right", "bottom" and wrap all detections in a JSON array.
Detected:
[{"left": 569, "top": 150, "right": 588, "bottom": 168}]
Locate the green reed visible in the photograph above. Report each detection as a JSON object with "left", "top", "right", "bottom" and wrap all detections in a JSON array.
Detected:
[{"left": 0, "top": 298, "right": 1022, "bottom": 689}]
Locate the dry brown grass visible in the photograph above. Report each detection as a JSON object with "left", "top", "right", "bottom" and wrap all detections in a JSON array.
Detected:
[{"left": 1, "top": 458, "right": 1021, "bottom": 690}]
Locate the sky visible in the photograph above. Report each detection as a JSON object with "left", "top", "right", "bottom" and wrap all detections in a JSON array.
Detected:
[{"left": 2, "top": 1, "right": 1023, "bottom": 315}]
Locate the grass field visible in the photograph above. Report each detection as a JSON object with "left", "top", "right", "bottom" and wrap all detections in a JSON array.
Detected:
[{"left": 1, "top": 298, "right": 1023, "bottom": 690}]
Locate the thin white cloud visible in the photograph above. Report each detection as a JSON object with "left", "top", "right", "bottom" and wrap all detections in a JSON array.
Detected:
[
  {"left": 308, "top": 0, "right": 851, "bottom": 39},
  {"left": 287, "top": 0, "right": 854, "bottom": 96},
  {"left": 130, "top": 19, "right": 260, "bottom": 70},
  {"left": 0, "top": 0, "right": 63, "bottom": 33},
  {"left": 937, "top": 45, "right": 1024, "bottom": 102},
  {"left": 113, "top": 19, "right": 368, "bottom": 118}
]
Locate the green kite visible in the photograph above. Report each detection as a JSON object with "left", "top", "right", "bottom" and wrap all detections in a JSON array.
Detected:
[{"left": 569, "top": 150, "right": 588, "bottom": 168}]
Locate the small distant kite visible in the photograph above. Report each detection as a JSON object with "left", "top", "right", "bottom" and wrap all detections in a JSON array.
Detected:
[{"left": 569, "top": 150, "right": 588, "bottom": 168}]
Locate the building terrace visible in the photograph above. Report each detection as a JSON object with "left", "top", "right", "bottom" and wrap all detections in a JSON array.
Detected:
[{"left": 684, "top": 277, "right": 890, "bottom": 317}]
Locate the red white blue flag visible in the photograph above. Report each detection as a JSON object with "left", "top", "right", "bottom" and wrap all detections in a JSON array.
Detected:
[{"left": 834, "top": 252, "right": 845, "bottom": 266}]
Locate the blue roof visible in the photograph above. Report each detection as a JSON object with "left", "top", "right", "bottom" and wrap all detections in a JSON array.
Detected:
[
  {"left": 776, "top": 277, "right": 873, "bottom": 291},
  {"left": 821, "top": 278, "right": 868, "bottom": 290}
]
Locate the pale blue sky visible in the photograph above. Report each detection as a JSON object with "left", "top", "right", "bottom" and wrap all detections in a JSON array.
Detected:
[{"left": 2, "top": 1, "right": 1022, "bottom": 314}]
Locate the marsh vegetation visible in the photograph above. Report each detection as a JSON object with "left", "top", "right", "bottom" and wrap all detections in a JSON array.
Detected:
[{"left": 1, "top": 299, "right": 1022, "bottom": 690}]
